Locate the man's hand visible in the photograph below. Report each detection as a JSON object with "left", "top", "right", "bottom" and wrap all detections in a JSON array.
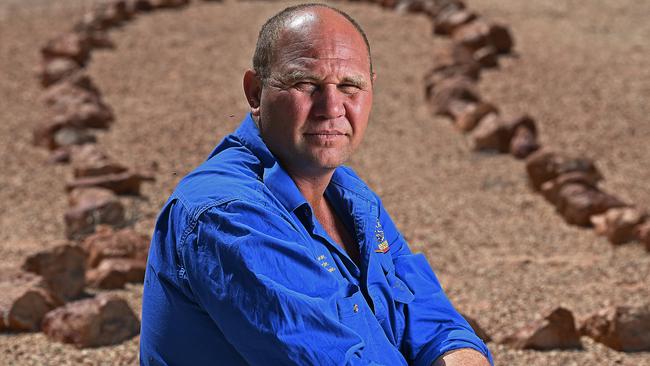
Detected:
[{"left": 432, "top": 348, "right": 491, "bottom": 366}]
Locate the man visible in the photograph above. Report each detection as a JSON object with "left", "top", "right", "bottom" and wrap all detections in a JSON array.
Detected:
[{"left": 140, "top": 3, "right": 492, "bottom": 365}]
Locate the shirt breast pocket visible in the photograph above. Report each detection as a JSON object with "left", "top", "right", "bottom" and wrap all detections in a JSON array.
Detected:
[
  {"left": 378, "top": 254, "right": 415, "bottom": 305},
  {"left": 386, "top": 271, "right": 414, "bottom": 304},
  {"left": 378, "top": 255, "right": 414, "bottom": 347},
  {"left": 336, "top": 285, "right": 367, "bottom": 321}
]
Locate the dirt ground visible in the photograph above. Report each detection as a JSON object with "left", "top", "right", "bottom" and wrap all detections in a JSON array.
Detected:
[{"left": 1, "top": 0, "right": 649, "bottom": 365}]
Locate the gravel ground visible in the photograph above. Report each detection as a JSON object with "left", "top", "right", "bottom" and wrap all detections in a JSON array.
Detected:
[{"left": 0, "top": 0, "right": 648, "bottom": 365}]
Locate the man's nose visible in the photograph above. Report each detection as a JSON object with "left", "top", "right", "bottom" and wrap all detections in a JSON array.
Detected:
[{"left": 313, "top": 84, "right": 345, "bottom": 119}]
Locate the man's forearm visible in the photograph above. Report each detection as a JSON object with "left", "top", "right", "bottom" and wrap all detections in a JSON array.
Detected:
[{"left": 433, "top": 348, "right": 491, "bottom": 366}]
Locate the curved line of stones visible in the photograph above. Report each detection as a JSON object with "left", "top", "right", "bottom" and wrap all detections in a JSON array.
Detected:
[{"left": 11, "top": 0, "right": 648, "bottom": 352}]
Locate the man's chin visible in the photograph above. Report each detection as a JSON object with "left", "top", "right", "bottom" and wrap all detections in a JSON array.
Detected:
[{"left": 310, "top": 151, "right": 351, "bottom": 169}]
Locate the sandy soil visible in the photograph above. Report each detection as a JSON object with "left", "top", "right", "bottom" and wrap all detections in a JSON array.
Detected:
[{"left": 1, "top": 0, "right": 649, "bottom": 365}]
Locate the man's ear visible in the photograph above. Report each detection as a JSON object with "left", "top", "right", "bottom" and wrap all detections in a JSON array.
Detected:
[{"left": 243, "top": 69, "right": 262, "bottom": 118}]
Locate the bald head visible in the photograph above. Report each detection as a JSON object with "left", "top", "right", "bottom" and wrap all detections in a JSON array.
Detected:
[{"left": 252, "top": 4, "right": 373, "bottom": 82}]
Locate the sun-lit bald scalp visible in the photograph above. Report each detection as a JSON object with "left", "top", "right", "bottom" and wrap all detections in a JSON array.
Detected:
[{"left": 252, "top": 3, "right": 373, "bottom": 83}]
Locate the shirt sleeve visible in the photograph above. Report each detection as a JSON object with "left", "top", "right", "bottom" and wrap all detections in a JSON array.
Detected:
[
  {"left": 376, "top": 198, "right": 494, "bottom": 366},
  {"left": 177, "top": 199, "right": 388, "bottom": 366}
]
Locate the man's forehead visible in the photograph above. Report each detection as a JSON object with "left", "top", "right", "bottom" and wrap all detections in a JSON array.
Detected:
[
  {"left": 283, "top": 7, "right": 347, "bottom": 31},
  {"left": 279, "top": 7, "right": 365, "bottom": 50},
  {"left": 285, "top": 10, "right": 318, "bottom": 30},
  {"left": 273, "top": 10, "right": 370, "bottom": 70}
]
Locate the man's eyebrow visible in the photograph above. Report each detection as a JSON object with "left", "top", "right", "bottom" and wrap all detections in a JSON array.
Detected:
[
  {"left": 281, "top": 69, "right": 319, "bottom": 83},
  {"left": 280, "top": 70, "right": 369, "bottom": 88},
  {"left": 340, "top": 75, "right": 368, "bottom": 88}
]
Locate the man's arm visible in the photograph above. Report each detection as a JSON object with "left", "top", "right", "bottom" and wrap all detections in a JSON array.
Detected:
[
  {"left": 433, "top": 349, "right": 491, "bottom": 366},
  {"left": 179, "top": 200, "right": 386, "bottom": 365},
  {"left": 375, "top": 197, "right": 494, "bottom": 366}
]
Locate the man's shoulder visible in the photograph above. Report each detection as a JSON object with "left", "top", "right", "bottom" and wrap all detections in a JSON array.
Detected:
[
  {"left": 171, "top": 140, "right": 269, "bottom": 220},
  {"left": 331, "top": 165, "right": 379, "bottom": 204}
]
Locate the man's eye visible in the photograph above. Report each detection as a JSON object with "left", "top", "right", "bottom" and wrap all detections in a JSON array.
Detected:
[
  {"left": 338, "top": 84, "right": 361, "bottom": 94},
  {"left": 294, "top": 82, "right": 317, "bottom": 92}
]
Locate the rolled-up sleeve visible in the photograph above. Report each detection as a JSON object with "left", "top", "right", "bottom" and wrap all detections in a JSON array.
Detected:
[
  {"left": 376, "top": 200, "right": 494, "bottom": 366},
  {"left": 178, "top": 199, "right": 387, "bottom": 365}
]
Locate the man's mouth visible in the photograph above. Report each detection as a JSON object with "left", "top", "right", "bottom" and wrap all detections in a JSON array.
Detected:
[
  {"left": 304, "top": 130, "right": 347, "bottom": 136},
  {"left": 303, "top": 131, "right": 348, "bottom": 144}
]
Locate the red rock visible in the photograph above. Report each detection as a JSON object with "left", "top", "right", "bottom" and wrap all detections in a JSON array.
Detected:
[
  {"left": 84, "top": 30, "right": 116, "bottom": 49},
  {"left": 433, "top": 8, "right": 476, "bottom": 35},
  {"left": 0, "top": 271, "right": 61, "bottom": 332},
  {"left": 590, "top": 207, "right": 647, "bottom": 245},
  {"left": 93, "top": 0, "right": 132, "bottom": 29},
  {"left": 501, "top": 307, "right": 582, "bottom": 350},
  {"left": 540, "top": 171, "right": 601, "bottom": 205},
  {"left": 580, "top": 305, "right": 650, "bottom": 351},
  {"left": 75, "top": 0, "right": 134, "bottom": 34},
  {"left": 41, "top": 32, "right": 91, "bottom": 66},
  {"left": 487, "top": 24, "right": 515, "bottom": 54},
  {"left": 427, "top": 75, "right": 480, "bottom": 117},
  {"left": 87, "top": 258, "right": 147, "bottom": 289},
  {"left": 38, "top": 58, "right": 80, "bottom": 87},
  {"left": 22, "top": 244, "right": 86, "bottom": 301},
  {"left": 70, "top": 144, "right": 128, "bottom": 178},
  {"left": 46, "top": 96, "right": 114, "bottom": 130},
  {"left": 65, "top": 188, "right": 126, "bottom": 239},
  {"left": 42, "top": 72, "right": 101, "bottom": 98},
  {"left": 377, "top": 0, "right": 399, "bottom": 9},
  {"left": 452, "top": 20, "right": 514, "bottom": 54},
  {"left": 636, "top": 222, "right": 650, "bottom": 252},
  {"left": 42, "top": 294, "right": 140, "bottom": 348},
  {"left": 33, "top": 119, "right": 67, "bottom": 150},
  {"left": 473, "top": 45, "right": 499, "bottom": 68},
  {"left": 33, "top": 115, "right": 104, "bottom": 150},
  {"left": 150, "top": 0, "right": 190, "bottom": 8},
  {"left": 81, "top": 226, "right": 150, "bottom": 269},
  {"left": 86, "top": 265, "right": 127, "bottom": 289},
  {"left": 47, "top": 148, "right": 71, "bottom": 164},
  {"left": 54, "top": 127, "right": 97, "bottom": 148},
  {"left": 126, "top": 0, "right": 155, "bottom": 12},
  {"left": 449, "top": 101, "right": 498, "bottom": 132},
  {"left": 510, "top": 125, "right": 539, "bottom": 159},
  {"left": 425, "top": 44, "right": 480, "bottom": 96},
  {"left": 505, "top": 114, "right": 537, "bottom": 135},
  {"left": 395, "top": 0, "right": 452, "bottom": 17},
  {"left": 525, "top": 150, "right": 603, "bottom": 191},
  {"left": 469, "top": 113, "right": 510, "bottom": 152},
  {"left": 42, "top": 74, "right": 103, "bottom": 106},
  {"left": 42, "top": 74, "right": 114, "bottom": 130},
  {"left": 66, "top": 170, "right": 153, "bottom": 195},
  {"left": 555, "top": 184, "right": 625, "bottom": 227}
]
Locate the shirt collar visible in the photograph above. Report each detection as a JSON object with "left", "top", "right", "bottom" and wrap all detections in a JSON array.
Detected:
[
  {"left": 207, "top": 113, "right": 276, "bottom": 168},
  {"left": 263, "top": 162, "right": 309, "bottom": 214}
]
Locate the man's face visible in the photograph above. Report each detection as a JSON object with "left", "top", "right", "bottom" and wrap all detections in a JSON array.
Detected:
[{"left": 256, "top": 10, "right": 374, "bottom": 177}]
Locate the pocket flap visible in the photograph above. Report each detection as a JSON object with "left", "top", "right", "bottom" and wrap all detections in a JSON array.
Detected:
[{"left": 386, "top": 272, "right": 414, "bottom": 304}]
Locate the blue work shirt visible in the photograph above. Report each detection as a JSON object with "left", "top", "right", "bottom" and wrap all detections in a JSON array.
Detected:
[{"left": 140, "top": 114, "right": 493, "bottom": 365}]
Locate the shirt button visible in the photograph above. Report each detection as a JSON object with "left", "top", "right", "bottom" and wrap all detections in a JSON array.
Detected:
[{"left": 353, "top": 304, "right": 359, "bottom": 313}]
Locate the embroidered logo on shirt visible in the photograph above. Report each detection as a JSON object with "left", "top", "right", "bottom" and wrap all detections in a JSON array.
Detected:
[
  {"left": 374, "top": 219, "right": 390, "bottom": 253},
  {"left": 177, "top": 266, "right": 188, "bottom": 279},
  {"left": 317, "top": 254, "right": 337, "bottom": 273}
]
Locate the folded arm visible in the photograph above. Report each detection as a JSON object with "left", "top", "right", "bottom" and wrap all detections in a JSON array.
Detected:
[
  {"left": 180, "top": 200, "right": 387, "bottom": 365},
  {"left": 376, "top": 198, "right": 494, "bottom": 366}
]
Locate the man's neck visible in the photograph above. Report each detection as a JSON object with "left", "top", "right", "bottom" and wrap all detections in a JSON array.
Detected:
[
  {"left": 289, "top": 166, "right": 361, "bottom": 266},
  {"left": 288, "top": 168, "right": 335, "bottom": 209}
]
